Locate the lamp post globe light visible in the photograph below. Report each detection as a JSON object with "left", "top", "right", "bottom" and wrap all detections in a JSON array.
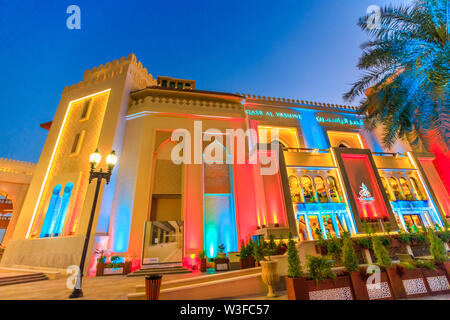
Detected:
[{"left": 69, "top": 149, "right": 118, "bottom": 299}]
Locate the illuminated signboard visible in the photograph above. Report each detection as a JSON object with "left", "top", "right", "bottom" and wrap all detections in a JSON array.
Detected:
[
  {"left": 340, "top": 153, "right": 389, "bottom": 221},
  {"left": 315, "top": 112, "right": 363, "bottom": 128},
  {"left": 245, "top": 109, "right": 302, "bottom": 120}
]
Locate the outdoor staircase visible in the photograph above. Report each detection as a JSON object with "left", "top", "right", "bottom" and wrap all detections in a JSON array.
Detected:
[
  {"left": 0, "top": 272, "right": 48, "bottom": 286},
  {"left": 127, "top": 264, "right": 192, "bottom": 277}
]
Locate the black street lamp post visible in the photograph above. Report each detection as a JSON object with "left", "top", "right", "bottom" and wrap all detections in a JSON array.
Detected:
[{"left": 69, "top": 149, "right": 118, "bottom": 299}]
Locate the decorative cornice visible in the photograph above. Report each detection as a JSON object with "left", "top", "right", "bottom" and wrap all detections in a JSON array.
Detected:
[
  {"left": 236, "top": 93, "right": 359, "bottom": 112},
  {"left": 129, "top": 94, "right": 243, "bottom": 111},
  {"left": 62, "top": 53, "right": 157, "bottom": 94}
]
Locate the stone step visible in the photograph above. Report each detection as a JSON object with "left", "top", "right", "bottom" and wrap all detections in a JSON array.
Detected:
[
  {"left": 0, "top": 266, "right": 62, "bottom": 280},
  {"left": 127, "top": 268, "right": 192, "bottom": 277},
  {"left": 0, "top": 273, "right": 48, "bottom": 287}
]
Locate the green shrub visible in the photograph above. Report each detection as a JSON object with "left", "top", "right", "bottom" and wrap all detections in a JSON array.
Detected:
[
  {"left": 342, "top": 234, "right": 359, "bottom": 272},
  {"left": 410, "top": 232, "right": 428, "bottom": 245},
  {"left": 356, "top": 237, "right": 372, "bottom": 249},
  {"left": 287, "top": 232, "right": 303, "bottom": 278},
  {"left": 414, "top": 259, "right": 437, "bottom": 270},
  {"left": 247, "top": 239, "right": 255, "bottom": 258},
  {"left": 372, "top": 237, "right": 392, "bottom": 268},
  {"left": 239, "top": 241, "right": 247, "bottom": 260},
  {"left": 199, "top": 249, "right": 206, "bottom": 260},
  {"left": 253, "top": 238, "right": 265, "bottom": 263},
  {"left": 428, "top": 230, "right": 448, "bottom": 263},
  {"left": 326, "top": 235, "right": 342, "bottom": 263},
  {"left": 306, "top": 255, "right": 336, "bottom": 284},
  {"left": 398, "top": 231, "right": 411, "bottom": 244},
  {"left": 437, "top": 230, "right": 450, "bottom": 243},
  {"left": 268, "top": 234, "right": 278, "bottom": 255},
  {"left": 398, "top": 262, "right": 415, "bottom": 270}
]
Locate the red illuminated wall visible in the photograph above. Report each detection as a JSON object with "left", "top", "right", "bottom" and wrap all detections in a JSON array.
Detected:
[
  {"left": 419, "top": 158, "right": 450, "bottom": 218},
  {"left": 341, "top": 154, "right": 389, "bottom": 221},
  {"left": 184, "top": 164, "right": 203, "bottom": 255},
  {"left": 233, "top": 163, "right": 259, "bottom": 246},
  {"left": 429, "top": 142, "right": 450, "bottom": 195}
]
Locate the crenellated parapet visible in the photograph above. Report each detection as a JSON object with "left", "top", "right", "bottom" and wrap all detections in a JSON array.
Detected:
[
  {"left": 62, "top": 53, "right": 157, "bottom": 94},
  {"left": 237, "top": 93, "right": 359, "bottom": 112},
  {"left": 0, "top": 158, "right": 35, "bottom": 176}
]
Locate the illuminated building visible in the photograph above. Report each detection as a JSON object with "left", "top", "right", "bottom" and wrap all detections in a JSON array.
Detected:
[{"left": 0, "top": 54, "right": 448, "bottom": 274}]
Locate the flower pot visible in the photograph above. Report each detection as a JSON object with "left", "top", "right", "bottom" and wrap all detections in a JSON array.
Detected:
[
  {"left": 200, "top": 259, "right": 207, "bottom": 272},
  {"left": 391, "top": 266, "right": 428, "bottom": 298},
  {"left": 285, "top": 277, "right": 308, "bottom": 300},
  {"left": 96, "top": 262, "right": 105, "bottom": 277},
  {"left": 260, "top": 260, "right": 280, "bottom": 297}
]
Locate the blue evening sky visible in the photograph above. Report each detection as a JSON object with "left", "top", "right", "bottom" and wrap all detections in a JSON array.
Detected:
[{"left": 0, "top": 0, "right": 410, "bottom": 163}]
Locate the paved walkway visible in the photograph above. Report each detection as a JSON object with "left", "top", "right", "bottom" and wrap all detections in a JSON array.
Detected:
[{"left": 0, "top": 275, "right": 448, "bottom": 300}]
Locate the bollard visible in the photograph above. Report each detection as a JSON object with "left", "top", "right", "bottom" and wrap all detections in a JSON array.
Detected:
[{"left": 145, "top": 275, "right": 162, "bottom": 300}]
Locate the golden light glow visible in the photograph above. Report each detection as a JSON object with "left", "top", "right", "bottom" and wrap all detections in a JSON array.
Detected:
[
  {"left": 89, "top": 149, "right": 102, "bottom": 168},
  {"left": 106, "top": 150, "right": 118, "bottom": 169},
  {"left": 26, "top": 89, "right": 111, "bottom": 238}
]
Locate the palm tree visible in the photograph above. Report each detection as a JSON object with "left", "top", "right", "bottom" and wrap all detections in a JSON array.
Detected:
[{"left": 344, "top": 0, "right": 449, "bottom": 150}]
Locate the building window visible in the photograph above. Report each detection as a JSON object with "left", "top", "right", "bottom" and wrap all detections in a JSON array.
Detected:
[
  {"left": 161, "top": 80, "right": 167, "bottom": 87},
  {"left": 327, "top": 176, "right": 341, "bottom": 202},
  {"left": 170, "top": 82, "right": 175, "bottom": 88},
  {"left": 177, "top": 83, "right": 183, "bottom": 89},
  {"left": 80, "top": 99, "right": 92, "bottom": 121},
  {"left": 301, "top": 176, "right": 316, "bottom": 203},
  {"left": 289, "top": 175, "right": 302, "bottom": 203},
  {"left": 70, "top": 131, "right": 85, "bottom": 156},
  {"left": 389, "top": 177, "right": 404, "bottom": 200},
  {"left": 399, "top": 177, "right": 414, "bottom": 201},
  {"left": 410, "top": 177, "right": 426, "bottom": 201},
  {"left": 314, "top": 176, "right": 328, "bottom": 203},
  {"left": 381, "top": 177, "right": 395, "bottom": 201}
]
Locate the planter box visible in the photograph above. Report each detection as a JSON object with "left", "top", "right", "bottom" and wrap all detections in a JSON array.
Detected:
[
  {"left": 96, "top": 261, "right": 132, "bottom": 276},
  {"left": 420, "top": 266, "right": 450, "bottom": 296},
  {"left": 287, "top": 275, "right": 354, "bottom": 300},
  {"left": 240, "top": 256, "right": 256, "bottom": 269},
  {"left": 214, "top": 258, "right": 229, "bottom": 272},
  {"left": 200, "top": 259, "right": 207, "bottom": 272},
  {"left": 349, "top": 268, "right": 394, "bottom": 300},
  {"left": 386, "top": 266, "right": 427, "bottom": 299}
]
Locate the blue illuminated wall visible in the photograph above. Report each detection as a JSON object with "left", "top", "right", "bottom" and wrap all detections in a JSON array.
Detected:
[
  {"left": 295, "top": 109, "right": 328, "bottom": 149},
  {"left": 40, "top": 183, "right": 73, "bottom": 238},
  {"left": 204, "top": 194, "right": 238, "bottom": 258}
]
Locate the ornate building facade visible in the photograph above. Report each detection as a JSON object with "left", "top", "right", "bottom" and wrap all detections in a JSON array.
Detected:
[{"left": 1, "top": 54, "right": 448, "bottom": 275}]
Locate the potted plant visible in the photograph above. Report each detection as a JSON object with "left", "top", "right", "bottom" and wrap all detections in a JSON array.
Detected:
[
  {"left": 95, "top": 248, "right": 109, "bottom": 276},
  {"left": 302, "top": 255, "right": 355, "bottom": 300},
  {"left": 199, "top": 249, "right": 207, "bottom": 272},
  {"left": 341, "top": 233, "right": 367, "bottom": 300},
  {"left": 217, "top": 244, "right": 226, "bottom": 259},
  {"left": 285, "top": 233, "right": 305, "bottom": 300},
  {"left": 325, "top": 235, "right": 342, "bottom": 266},
  {"left": 214, "top": 244, "right": 229, "bottom": 271},
  {"left": 246, "top": 239, "right": 256, "bottom": 267},
  {"left": 427, "top": 230, "right": 450, "bottom": 287},
  {"left": 239, "top": 241, "right": 248, "bottom": 269},
  {"left": 372, "top": 237, "right": 398, "bottom": 299}
]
